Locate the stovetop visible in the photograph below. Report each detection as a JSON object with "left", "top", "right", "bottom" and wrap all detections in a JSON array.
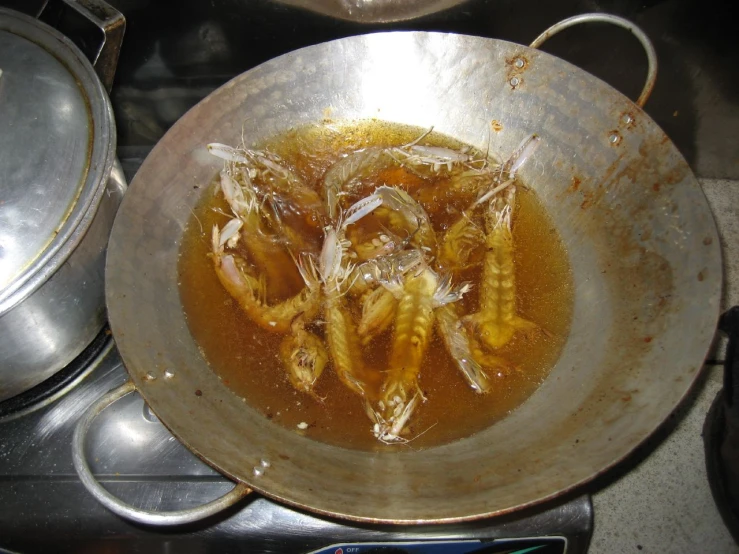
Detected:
[
  {"left": 1, "top": 0, "right": 738, "bottom": 551},
  {"left": 0, "top": 345, "right": 593, "bottom": 553}
]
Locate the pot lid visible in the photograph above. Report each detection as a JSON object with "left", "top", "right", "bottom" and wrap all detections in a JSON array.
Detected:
[{"left": 0, "top": 9, "right": 115, "bottom": 312}]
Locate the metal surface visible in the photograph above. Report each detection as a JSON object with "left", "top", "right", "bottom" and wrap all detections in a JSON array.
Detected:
[
  {"left": 105, "top": 25, "right": 722, "bottom": 523},
  {"left": 0, "top": 325, "right": 113, "bottom": 422},
  {"left": 72, "top": 380, "right": 253, "bottom": 525},
  {"left": 0, "top": 23, "right": 91, "bottom": 295},
  {"left": 529, "top": 13, "right": 658, "bottom": 108},
  {"left": 0, "top": 7, "right": 123, "bottom": 402},
  {"left": 271, "top": 0, "right": 470, "bottom": 23},
  {"left": 0, "top": 347, "right": 592, "bottom": 552},
  {"left": 0, "top": 160, "right": 124, "bottom": 402}
]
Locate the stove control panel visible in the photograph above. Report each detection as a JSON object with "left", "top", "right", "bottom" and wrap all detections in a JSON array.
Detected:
[{"left": 308, "top": 537, "right": 567, "bottom": 553}]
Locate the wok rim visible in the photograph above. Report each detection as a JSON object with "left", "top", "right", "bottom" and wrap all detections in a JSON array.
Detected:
[{"left": 106, "top": 30, "right": 723, "bottom": 524}]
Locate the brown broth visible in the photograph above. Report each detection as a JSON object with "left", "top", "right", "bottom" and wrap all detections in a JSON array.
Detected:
[{"left": 178, "top": 121, "right": 574, "bottom": 451}]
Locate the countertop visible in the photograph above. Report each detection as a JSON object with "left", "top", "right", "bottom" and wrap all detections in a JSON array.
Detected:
[{"left": 589, "top": 180, "right": 739, "bottom": 552}]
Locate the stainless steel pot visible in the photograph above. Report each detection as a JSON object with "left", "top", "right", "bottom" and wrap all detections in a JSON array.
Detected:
[
  {"left": 76, "top": 15, "right": 722, "bottom": 525},
  {"left": 0, "top": 2, "right": 126, "bottom": 402}
]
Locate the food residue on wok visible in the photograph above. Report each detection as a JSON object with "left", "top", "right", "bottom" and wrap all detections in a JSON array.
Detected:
[{"left": 178, "top": 121, "right": 574, "bottom": 450}]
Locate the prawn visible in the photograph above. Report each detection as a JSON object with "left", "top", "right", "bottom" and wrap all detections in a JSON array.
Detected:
[
  {"left": 209, "top": 142, "right": 326, "bottom": 230},
  {"left": 279, "top": 314, "right": 328, "bottom": 397},
  {"left": 387, "top": 128, "right": 488, "bottom": 174},
  {"left": 462, "top": 187, "right": 539, "bottom": 350},
  {"left": 436, "top": 304, "right": 515, "bottom": 393},
  {"left": 218, "top": 169, "right": 305, "bottom": 298},
  {"left": 436, "top": 211, "right": 485, "bottom": 273},
  {"left": 367, "top": 186, "right": 437, "bottom": 253},
  {"left": 211, "top": 224, "right": 321, "bottom": 333},
  {"left": 371, "top": 264, "right": 471, "bottom": 442},
  {"left": 307, "top": 196, "right": 387, "bottom": 398},
  {"left": 436, "top": 134, "right": 542, "bottom": 273},
  {"left": 321, "top": 147, "right": 388, "bottom": 220},
  {"left": 355, "top": 249, "right": 425, "bottom": 344},
  {"left": 322, "top": 131, "right": 491, "bottom": 219},
  {"left": 315, "top": 227, "right": 383, "bottom": 398}
]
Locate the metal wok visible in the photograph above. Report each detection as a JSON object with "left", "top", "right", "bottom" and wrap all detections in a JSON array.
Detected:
[{"left": 81, "top": 15, "right": 722, "bottom": 525}]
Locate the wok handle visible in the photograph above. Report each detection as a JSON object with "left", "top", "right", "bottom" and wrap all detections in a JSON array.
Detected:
[
  {"left": 72, "top": 381, "right": 253, "bottom": 526},
  {"left": 529, "top": 13, "right": 657, "bottom": 108}
]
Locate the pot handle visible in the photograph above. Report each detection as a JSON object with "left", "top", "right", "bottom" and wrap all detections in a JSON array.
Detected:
[
  {"left": 37, "top": 0, "right": 126, "bottom": 92},
  {"left": 529, "top": 13, "right": 657, "bottom": 108},
  {"left": 72, "top": 381, "right": 253, "bottom": 526}
]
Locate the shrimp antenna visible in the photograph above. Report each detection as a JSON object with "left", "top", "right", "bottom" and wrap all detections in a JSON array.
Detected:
[
  {"left": 473, "top": 179, "right": 514, "bottom": 208},
  {"left": 401, "top": 126, "right": 434, "bottom": 148},
  {"left": 239, "top": 120, "right": 248, "bottom": 151},
  {"left": 477, "top": 124, "right": 493, "bottom": 172},
  {"left": 398, "top": 421, "right": 439, "bottom": 451},
  {"left": 397, "top": 222, "right": 421, "bottom": 251}
]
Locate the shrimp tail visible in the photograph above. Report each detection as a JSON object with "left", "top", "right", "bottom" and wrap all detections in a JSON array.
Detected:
[
  {"left": 435, "top": 304, "right": 492, "bottom": 393},
  {"left": 279, "top": 315, "right": 328, "bottom": 394},
  {"left": 357, "top": 287, "right": 398, "bottom": 344}
]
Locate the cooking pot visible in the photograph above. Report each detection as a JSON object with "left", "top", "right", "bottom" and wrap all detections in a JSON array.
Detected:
[
  {"left": 74, "top": 14, "right": 722, "bottom": 525},
  {"left": 0, "top": 1, "right": 126, "bottom": 403}
]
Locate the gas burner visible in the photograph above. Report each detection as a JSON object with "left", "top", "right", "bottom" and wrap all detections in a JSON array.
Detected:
[{"left": 0, "top": 325, "right": 113, "bottom": 422}]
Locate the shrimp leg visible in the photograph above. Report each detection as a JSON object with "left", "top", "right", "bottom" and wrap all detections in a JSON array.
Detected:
[
  {"left": 436, "top": 304, "right": 516, "bottom": 393},
  {"left": 322, "top": 146, "right": 388, "bottom": 219},
  {"left": 356, "top": 249, "right": 425, "bottom": 344},
  {"left": 324, "top": 293, "right": 382, "bottom": 398},
  {"left": 436, "top": 211, "right": 485, "bottom": 273},
  {"left": 211, "top": 225, "right": 320, "bottom": 333},
  {"left": 357, "top": 287, "right": 397, "bottom": 345}
]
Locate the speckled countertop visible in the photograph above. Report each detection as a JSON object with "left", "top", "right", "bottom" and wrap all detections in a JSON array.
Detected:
[{"left": 589, "top": 179, "right": 739, "bottom": 553}]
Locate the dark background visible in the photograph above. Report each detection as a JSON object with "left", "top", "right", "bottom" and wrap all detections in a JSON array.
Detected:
[{"left": 3, "top": 0, "right": 738, "bottom": 178}]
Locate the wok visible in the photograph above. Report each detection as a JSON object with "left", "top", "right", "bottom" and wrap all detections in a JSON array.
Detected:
[{"left": 77, "top": 15, "right": 722, "bottom": 525}]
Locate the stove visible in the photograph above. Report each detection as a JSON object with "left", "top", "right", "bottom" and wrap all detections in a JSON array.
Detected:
[
  {"left": 0, "top": 345, "right": 592, "bottom": 552},
  {"left": 1, "top": 0, "right": 738, "bottom": 552}
]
